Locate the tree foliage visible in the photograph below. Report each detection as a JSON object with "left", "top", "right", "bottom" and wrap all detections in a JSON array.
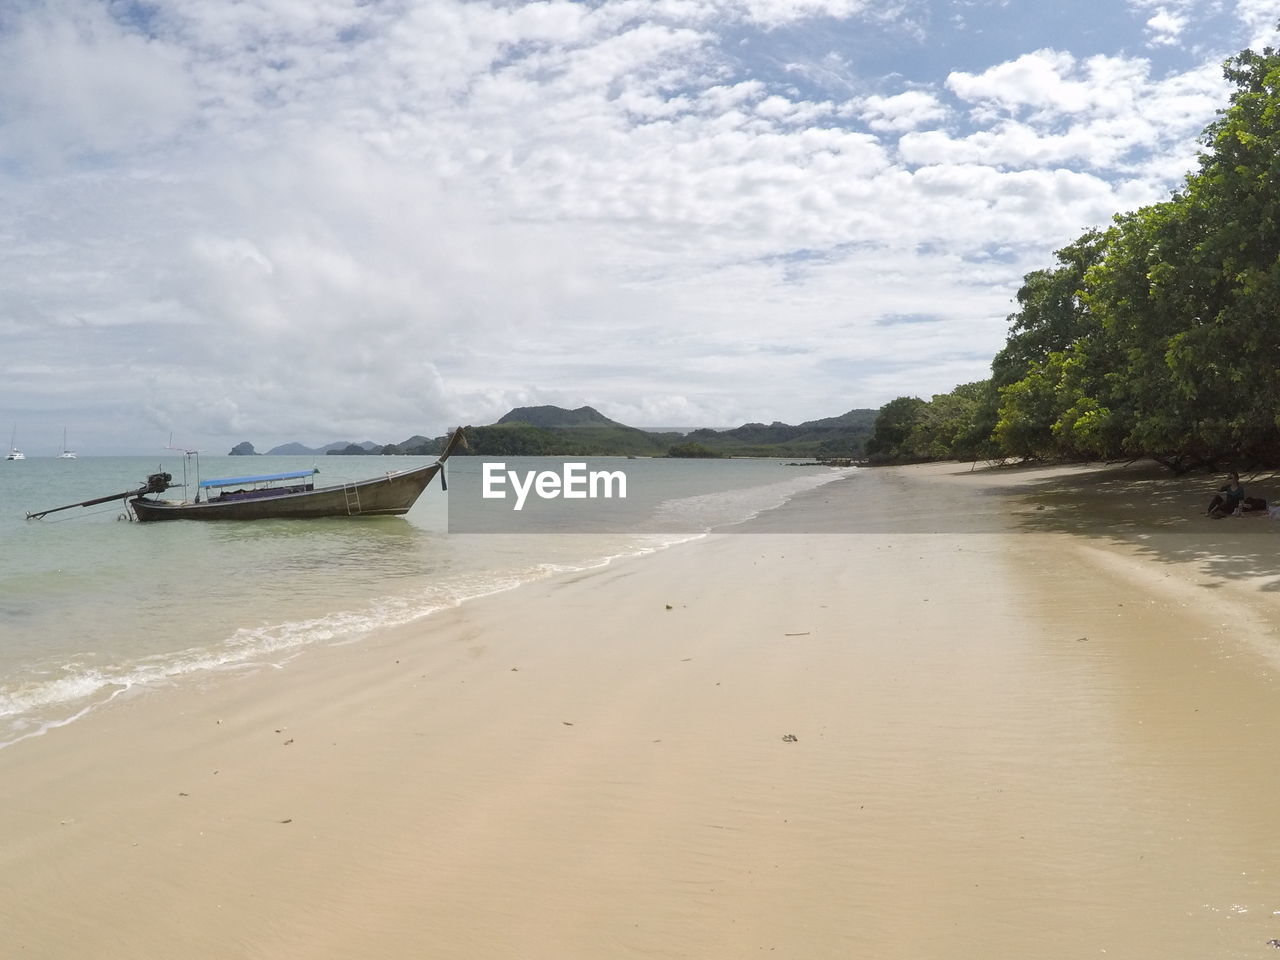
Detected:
[
  {"left": 886, "top": 38, "right": 1280, "bottom": 470},
  {"left": 865, "top": 385, "right": 998, "bottom": 463},
  {"left": 666, "top": 441, "right": 725, "bottom": 458}
]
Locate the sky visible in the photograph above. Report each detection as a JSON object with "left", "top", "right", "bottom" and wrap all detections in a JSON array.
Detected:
[{"left": 1, "top": 0, "right": 1277, "bottom": 454}]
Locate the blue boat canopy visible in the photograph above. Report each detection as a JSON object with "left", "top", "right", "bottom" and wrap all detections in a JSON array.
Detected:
[{"left": 200, "top": 468, "right": 320, "bottom": 489}]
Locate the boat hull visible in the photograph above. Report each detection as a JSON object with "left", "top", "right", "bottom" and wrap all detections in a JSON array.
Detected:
[{"left": 130, "top": 463, "right": 442, "bottom": 521}]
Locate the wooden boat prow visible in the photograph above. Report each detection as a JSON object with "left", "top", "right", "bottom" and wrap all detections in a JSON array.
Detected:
[
  {"left": 129, "top": 427, "right": 466, "bottom": 522},
  {"left": 25, "top": 427, "right": 467, "bottom": 522}
]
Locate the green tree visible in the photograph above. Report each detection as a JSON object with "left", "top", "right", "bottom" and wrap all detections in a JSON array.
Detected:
[
  {"left": 991, "top": 231, "right": 1107, "bottom": 391},
  {"left": 986, "top": 36, "right": 1280, "bottom": 469},
  {"left": 667, "top": 441, "right": 724, "bottom": 458},
  {"left": 925, "top": 381, "right": 998, "bottom": 461},
  {"left": 865, "top": 396, "right": 927, "bottom": 462}
]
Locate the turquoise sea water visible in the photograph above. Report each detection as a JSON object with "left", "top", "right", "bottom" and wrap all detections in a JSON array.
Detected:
[{"left": 0, "top": 454, "right": 852, "bottom": 747}]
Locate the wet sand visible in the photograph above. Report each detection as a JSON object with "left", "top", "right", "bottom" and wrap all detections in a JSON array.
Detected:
[{"left": 4, "top": 461, "right": 1280, "bottom": 958}]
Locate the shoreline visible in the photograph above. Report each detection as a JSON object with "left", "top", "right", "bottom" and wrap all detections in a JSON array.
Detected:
[
  {"left": 5, "top": 461, "right": 1280, "bottom": 958},
  {"left": 0, "top": 459, "right": 851, "bottom": 750}
]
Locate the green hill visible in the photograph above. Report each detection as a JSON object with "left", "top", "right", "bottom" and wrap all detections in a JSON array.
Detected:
[
  {"left": 258, "top": 405, "right": 876, "bottom": 460},
  {"left": 402, "top": 405, "right": 877, "bottom": 458},
  {"left": 497, "top": 405, "right": 620, "bottom": 428},
  {"left": 466, "top": 410, "right": 679, "bottom": 456},
  {"left": 685, "top": 409, "right": 877, "bottom": 457}
]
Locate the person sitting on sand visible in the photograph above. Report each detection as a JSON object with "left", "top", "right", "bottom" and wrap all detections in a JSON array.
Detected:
[
  {"left": 1205, "top": 472, "right": 1271, "bottom": 518},
  {"left": 1206, "top": 472, "right": 1247, "bottom": 518}
]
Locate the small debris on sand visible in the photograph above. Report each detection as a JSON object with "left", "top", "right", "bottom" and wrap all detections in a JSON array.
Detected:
[{"left": 781, "top": 734, "right": 798, "bottom": 742}]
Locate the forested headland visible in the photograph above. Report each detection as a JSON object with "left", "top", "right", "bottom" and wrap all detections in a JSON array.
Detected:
[{"left": 866, "top": 41, "right": 1280, "bottom": 473}]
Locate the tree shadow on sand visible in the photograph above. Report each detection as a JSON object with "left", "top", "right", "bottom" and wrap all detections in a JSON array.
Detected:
[{"left": 991, "top": 462, "right": 1280, "bottom": 591}]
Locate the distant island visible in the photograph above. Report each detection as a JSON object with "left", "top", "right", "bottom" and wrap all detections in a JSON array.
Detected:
[
  {"left": 229, "top": 439, "right": 384, "bottom": 456},
  {"left": 227, "top": 404, "right": 876, "bottom": 459}
]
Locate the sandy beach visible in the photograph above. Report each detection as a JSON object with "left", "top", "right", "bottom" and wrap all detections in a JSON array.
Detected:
[{"left": 5, "top": 462, "right": 1280, "bottom": 959}]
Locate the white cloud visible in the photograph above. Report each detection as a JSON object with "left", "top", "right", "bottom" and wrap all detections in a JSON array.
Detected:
[
  {"left": 1122, "top": 0, "right": 1188, "bottom": 44},
  {"left": 0, "top": 2, "right": 195, "bottom": 167},
  {"left": 859, "top": 90, "right": 948, "bottom": 132},
  {"left": 1144, "top": 7, "right": 1189, "bottom": 46},
  {"left": 947, "top": 50, "right": 1150, "bottom": 120},
  {"left": 729, "top": 0, "right": 875, "bottom": 27},
  {"left": 0, "top": 0, "right": 1256, "bottom": 450},
  {"left": 1235, "top": 0, "right": 1280, "bottom": 49},
  {"left": 910, "top": 50, "right": 1227, "bottom": 184}
]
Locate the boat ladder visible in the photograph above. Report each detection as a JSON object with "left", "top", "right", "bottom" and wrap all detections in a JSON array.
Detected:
[{"left": 344, "top": 483, "right": 361, "bottom": 515}]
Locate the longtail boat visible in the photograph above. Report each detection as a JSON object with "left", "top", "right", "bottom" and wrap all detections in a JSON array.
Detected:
[{"left": 28, "top": 428, "right": 465, "bottom": 522}]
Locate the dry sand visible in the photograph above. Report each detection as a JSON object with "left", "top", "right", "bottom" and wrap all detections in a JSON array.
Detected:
[{"left": 5, "top": 461, "right": 1280, "bottom": 958}]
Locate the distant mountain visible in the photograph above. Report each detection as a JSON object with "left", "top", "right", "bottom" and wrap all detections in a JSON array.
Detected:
[
  {"left": 475, "top": 405, "right": 676, "bottom": 456},
  {"left": 497, "top": 405, "right": 621, "bottom": 428},
  {"left": 252, "top": 405, "right": 878, "bottom": 460},
  {"left": 263, "top": 440, "right": 380, "bottom": 456},
  {"left": 459, "top": 405, "right": 876, "bottom": 458},
  {"left": 682, "top": 409, "right": 877, "bottom": 456},
  {"left": 264, "top": 441, "right": 315, "bottom": 455},
  {"left": 323, "top": 441, "right": 382, "bottom": 456},
  {"left": 637, "top": 426, "right": 697, "bottom": 435}
]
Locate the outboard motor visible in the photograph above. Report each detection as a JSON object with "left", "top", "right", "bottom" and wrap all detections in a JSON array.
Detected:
[
  {"left": 144, "top": 472, "right": 172, "bottom": 495},
  {"left": 26, "top": 471, "right": 175, "bottom": 520}
]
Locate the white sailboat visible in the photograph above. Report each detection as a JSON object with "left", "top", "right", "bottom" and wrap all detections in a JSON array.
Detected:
[
  {"left": 6, "top": 427, "right": 24, "bottom": 461},
  {"left": 58, "top": 428, "right": 76, "bottom": 459}
]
